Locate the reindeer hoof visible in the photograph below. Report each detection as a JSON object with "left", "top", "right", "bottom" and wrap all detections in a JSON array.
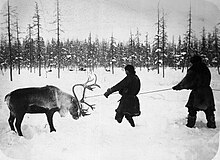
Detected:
[
  {"left": 18, "top": 133, "right": 23, "bottom": 136},
  {"left": 50, "top": 128, "right": 56, "bottom": 132}
]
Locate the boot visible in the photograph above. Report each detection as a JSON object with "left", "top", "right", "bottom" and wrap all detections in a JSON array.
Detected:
[
  {"left": 207, "top": 115, "right": 216, "bottom": 129},
  {"left": 125, "top": 115, "right": 135, "bottom": 127},
  {"left": 186, "top": 115, "right": 196, "bottom": 128},
  {"left": 115, "top": 112, "right": 123, "bottom": 123},
  {"left": 128, "top": 118, "right": 135, "bottom": 127}
]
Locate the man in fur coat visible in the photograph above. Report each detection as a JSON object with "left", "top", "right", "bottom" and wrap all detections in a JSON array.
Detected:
[
  {"left": 104, "top": 65, "right": 141, "bottom": 127},
  {"left": 173, "top": 55, "right": 216, "bottom": 128}
]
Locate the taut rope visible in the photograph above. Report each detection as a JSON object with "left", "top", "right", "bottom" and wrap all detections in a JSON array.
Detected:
[
  {"left": 138, "top": 88, "right": 172, "bottom": 95},
  {"left": 85, "top": 88, "right": 172, "bottom": 99},
  {"left": 85, "top": 87, "right": 220, "bottom": 99}
]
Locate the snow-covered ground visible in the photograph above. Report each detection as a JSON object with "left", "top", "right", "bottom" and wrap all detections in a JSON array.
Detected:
[{"left": 0, "top": 67, "right": 219, "bottom": 160}]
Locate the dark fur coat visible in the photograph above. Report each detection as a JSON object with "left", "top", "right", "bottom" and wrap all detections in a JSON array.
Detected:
[
  {"left": 177, "top": 62, "right": 215, "bottom": 111},
  {"left": 111, "top": 73, "right": 141, "bottom": 116}
]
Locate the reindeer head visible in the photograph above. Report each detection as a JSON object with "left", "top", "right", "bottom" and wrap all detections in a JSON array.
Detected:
[
  {"left": 59, "top": 93, "right": 80, "bottom": 119},
  {"left": 69, "top": 98, "right": 80, "bottom": 119},
  {"left": 72, "top": 74, "right": 100, "bottom": 117}
]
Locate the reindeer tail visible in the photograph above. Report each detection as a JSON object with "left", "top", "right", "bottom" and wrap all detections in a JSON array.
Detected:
[{"left": 4, "top": 93, "right": 11, "bottom": 106}]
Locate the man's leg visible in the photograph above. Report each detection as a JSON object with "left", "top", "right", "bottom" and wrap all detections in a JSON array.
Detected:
[
  {"left": 115, "top": 112, "right": 124, "bottom": 123},
  {"left": 186, "top": 108, "right": 197, "bottom": 128},
  {"left": 205, "top": 108, "right": 216, "bottom": 129},
  {"left": 125, "top": 114, "right": 135, "bottom": 127}
]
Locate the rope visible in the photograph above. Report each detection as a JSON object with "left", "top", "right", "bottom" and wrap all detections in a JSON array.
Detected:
[
  {"left": 138, "top": 88, "right": 173, "bottom": 95},
  {"left": 85, "top": 93, "right": 116, "bottom": 99},
  {"left": 85, "top": 88, "right": 172, "bottom": 99},
  {"left": 85, "top": 88, "right": 220, "bottom": 99}
]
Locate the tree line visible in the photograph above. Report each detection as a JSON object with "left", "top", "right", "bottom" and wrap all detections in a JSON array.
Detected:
[{"left": 1, "top": 27, "right": 219, "bottom": 72}]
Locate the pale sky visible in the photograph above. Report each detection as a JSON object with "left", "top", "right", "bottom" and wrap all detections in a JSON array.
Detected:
[
  {"left": 206, "top": 0, "right": 220, "bottom": 10},
  {"left": 0, "top": 0, "right": 220, "bottom": 43}
]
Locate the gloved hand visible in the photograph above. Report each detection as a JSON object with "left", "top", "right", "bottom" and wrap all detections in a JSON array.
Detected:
[
  {"left": 104, "top": 88, "right": 112, "bottom": 98},
  {"left": 172, "top": 84, "right": 182, "bottom": 91}
]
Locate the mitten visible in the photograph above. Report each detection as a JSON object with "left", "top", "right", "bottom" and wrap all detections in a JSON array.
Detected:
[
  {"left": 104, "top": 88, "right": 112, "bottom": 98},
  {"left": 172, "top": 84, "right": 182, "bottom": 90}
]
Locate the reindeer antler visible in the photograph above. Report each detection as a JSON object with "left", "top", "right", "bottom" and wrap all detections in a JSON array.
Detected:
[
  {"left": 81, "top": 74, "right": 100, "bottom": 100},
  {"left": 72, "top": 74, "right": 100, "bottom": 116}
]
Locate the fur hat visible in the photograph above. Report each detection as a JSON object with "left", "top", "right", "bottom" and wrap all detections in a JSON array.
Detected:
[
  {"left": 190, "top": 55, "right": 202, "bottom": 64},
  {"left": 125, "top": 65, "right": 135, "bottom": 74}
]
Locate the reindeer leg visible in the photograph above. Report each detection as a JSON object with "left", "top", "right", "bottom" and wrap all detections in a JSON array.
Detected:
[
  {"left": 46, "top": 108, "right": 59, "bottom": 132},
  {"left": 15, "top": 113, "right": 25, "bottom": 136},
  {"left": 8, "top": 112, "right": 15, "bottom": 132}
]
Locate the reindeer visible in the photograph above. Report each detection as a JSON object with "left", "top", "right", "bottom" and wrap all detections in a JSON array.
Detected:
[{"left": 4, "top": 75, "right": 100, "bottom": 136}]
